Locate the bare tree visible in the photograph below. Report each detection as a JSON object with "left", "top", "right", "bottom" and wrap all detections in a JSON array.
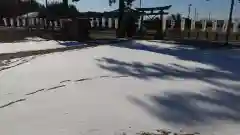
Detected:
[{"left": 62, "top": 0, "right": 80, "bottom": 7}]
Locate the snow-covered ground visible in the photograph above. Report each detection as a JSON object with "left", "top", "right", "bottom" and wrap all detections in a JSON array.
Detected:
[
  {"left": 0, "top": 40, "right": 240, "bottom": 135},
  {"left": 0, "top": 37, "right": 86, "bottom": 54}
]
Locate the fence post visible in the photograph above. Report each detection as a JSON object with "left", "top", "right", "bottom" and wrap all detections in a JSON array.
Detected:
[
  {"left": 170, "top": 19, "right": 175, "bottom": 29},
  {"left": 32, "top": 18, "right": 35, "bottom": 27},
  {"left": 59, "top": 19, "right": 63, "bottom": 29},
  {"left": 49, "top": 20, "right": 52, "bottom": 27},
  {"left": 212, "top": 20, "right": 218, "bottom": 41},
  {"left": 10, "top": 18, "right": 14, "bottom": 27},
  {"left": 3, "top": 18, "right": 7, "bottom": 26},
  {"left": 233, "top": 20, "right": 239, "bottom": 40},
  {"left": 22, "top": 18, "right": 26, "bottom": 27},
  {"left": 39, "top": 18, "right": 43, "bottom": 28},
  {"left": 201, "top": 20, "right": 207, "bottom": 39},
  {"left": 162, "top": 17, "right": 166, "bottom": 32},
  {"left": 221, "top": 20, "right": 228, "bottom": 41},
  {"left": 190, "top": 19, "right": 196, "bottom": 39},
  {"left": 44, "top": 18, "right": 47, "bottom": 29},
  {"left": 181, "top": 18, "right": 185, "bottom": 31},
  {"left": 49, "top": 20, "right": 54, "bottom": 30},
  {"left": 96, "top": 18, "right": 100, "bottom": 28},
  {"left": 202, "top": 20, "right": 207, "bottom": 31},
  {"left": 108, "top": 18, "right": 112, "bottom": 29},
  {"left": 115, "top": 18, "right": 118, "bottom": 29},
  {"left": 222, "top": 20, "right": 228, "bottom": 32},
  {"left": 16, "top": 18, "right": 20, "bottom": 27},
  {"left": 162, "top": 17, "right": 167, "bottom": 37},
  {"left": 233, "top": 21, "right": 238, "bottom": 33},
  {"left": 191, "top": 19, "right": 195, "bottom": 31},
  {"left": 36, "top": 18, "right": 39, "bottom": 25},
  {"left": 181, "top": 18, "right": 185, "bottom": 38},
  {"left": 137, "top": 17, "right": 141, "bottom": 30},
  {"left": 54, "top": 21, "right": 58, "bottom": 29},
  {"left": 89, "top": 18, "right": 93, "bottom": 28},
  {"left": 102, "top": 17, "right": 105, "bottom": 28},
  {"left": 212, "top": 20, "right": 217, "bottom": 31}
]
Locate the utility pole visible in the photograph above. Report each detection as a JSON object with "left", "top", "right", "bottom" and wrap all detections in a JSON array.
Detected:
[
  {"left": 188, "top": 4, "right": 192, "bottom": 19},
  {"left": 194, "top": 8, "right": 197, "bottom": 20},
  {"left": 208, "top": 12, "right": 211, "bottom": 20}
]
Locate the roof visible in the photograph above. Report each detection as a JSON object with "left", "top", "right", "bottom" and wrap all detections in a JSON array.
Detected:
[
  {"left": 19, "top": 12, "right": 39, "bottom": 18},
  {"left": 136, "top": 5, "right": 172, "bottom": 12},
  {"left": 109, "top": 7, "right": 139, "bottom": 13}
]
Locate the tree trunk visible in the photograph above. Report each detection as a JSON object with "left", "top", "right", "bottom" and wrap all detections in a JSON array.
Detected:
[
  {"left": 118, "top": 0, "right": 124, "bottom": 28},
  {"left": 63, "top": 0, "right": 68, "bottom": 8},
  {"left": 117, "top": 0, "right": 125, "bottom": 37},
  {"left": 225, "top": 0, "right": 234, "bottom": 45}
]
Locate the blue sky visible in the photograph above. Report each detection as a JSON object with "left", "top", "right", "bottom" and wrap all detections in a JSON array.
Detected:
[{"left": 37, "top": 0, "right": 240, "bottom": 19}]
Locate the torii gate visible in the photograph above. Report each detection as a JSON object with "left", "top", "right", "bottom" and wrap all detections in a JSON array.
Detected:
[
  {"left": 136, "top": 5, "right": 172, "bottom": 38},
  {"left": 136, "top": 5, "right": 171, "bottom": 21}
]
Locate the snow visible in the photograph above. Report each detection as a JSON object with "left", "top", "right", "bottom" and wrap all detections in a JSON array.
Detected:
[
  {"left": 0, "top": 37, "right": 86, "bottom": 54},
  {"left": 0, "top": 40, "right": 240, "bottom": 135}
]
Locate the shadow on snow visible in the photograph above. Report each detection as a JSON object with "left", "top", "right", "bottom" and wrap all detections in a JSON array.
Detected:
[{"left": 96, "top": 40, "right": 240, "bottom": 126}]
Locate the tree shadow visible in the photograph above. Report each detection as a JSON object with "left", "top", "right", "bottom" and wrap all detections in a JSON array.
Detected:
[
  {"left": 127, "top": 88, "right": 240, "bottom": 126},
  {"left": 149, "top": 39, "right": 240, "bottom": 49},
  {"left": 97, "top": 39, "right": 240, "bottom": 126},
  {"left": 96, "top": 54, "right": 240, "bottom": 126},
  {"left": 96, "top": 57, "right": 240, "bottom": 90},
  {"left": 110, "top": 40, "right": 240, "bottom": 78}
]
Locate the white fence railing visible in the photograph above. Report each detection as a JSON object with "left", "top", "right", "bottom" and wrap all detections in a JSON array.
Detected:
[
  {"left": 1, "top": 17, "right": 239, "bottom": 33},
  {"left": 168, "top": 18, "right": 239, "bottom": 33},
  {"left": 1, "top": 18, "right": 62, "bottom": 29}
]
